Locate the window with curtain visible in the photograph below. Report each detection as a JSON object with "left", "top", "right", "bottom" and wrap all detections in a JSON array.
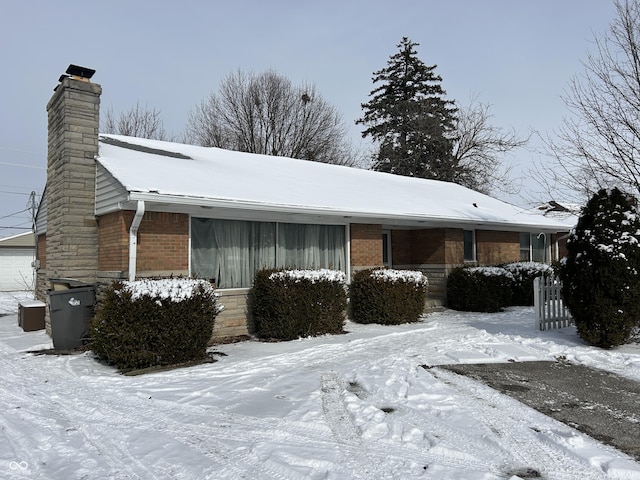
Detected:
[
  {"left": 191, "top": 218, "right": 346, "bottom": 288},
  {"left": 519, "top": 232, "right": 531, "bottom": 261},
  {"left": 520, "top": 232, "right": 546, "bottom": 263},
  {"left": 463, "top": 230, "right": 475, "bottom": 261}
]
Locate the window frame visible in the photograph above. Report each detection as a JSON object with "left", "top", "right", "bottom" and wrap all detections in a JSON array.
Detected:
[
  {"left": 190, "top": 217, "right": 348, "bottom": 289},
  {"left": 520, "top": 232, "right": 547, "bottom": 263},
  {"left": 382, "top": 229, "right": 392, "bottom": 267},
  {"left": 463, "top": 229, "right": 476, "bottom": 262}
]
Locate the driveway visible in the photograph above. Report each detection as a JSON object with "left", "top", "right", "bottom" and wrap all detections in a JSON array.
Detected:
[{"left": 438, "top": 360, "right": 640, "bottom": 461}]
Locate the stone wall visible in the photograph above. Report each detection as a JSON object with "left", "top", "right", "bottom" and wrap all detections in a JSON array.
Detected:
[
  {"left": 43, "top": 75, "right": 101, "bottom": 286},
  {"left": 211, "top": 289, "right": 253, "bottom": 340}
]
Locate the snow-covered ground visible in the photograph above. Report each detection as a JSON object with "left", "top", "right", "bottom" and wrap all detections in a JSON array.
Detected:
[{"left": 1, "top": 291, "right": 639, "bottom": 479}]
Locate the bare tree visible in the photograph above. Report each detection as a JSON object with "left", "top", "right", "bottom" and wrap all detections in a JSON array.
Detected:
[
  {"left": 186, "top": 70, "right": 359, "bottom": 166},
  {"left": 452, "top": 94, "right": 527, "bottom": 195},
  {"left": 102, "top": 101, "right": 167, "bottom": 140},
  {"left": 540, "top": 0, "right": 640, "bottom": 201}
]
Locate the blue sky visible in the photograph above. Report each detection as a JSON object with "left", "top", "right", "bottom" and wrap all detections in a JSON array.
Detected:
[{"left": 0, "top": 0, "right": 618, "bottom": 237}]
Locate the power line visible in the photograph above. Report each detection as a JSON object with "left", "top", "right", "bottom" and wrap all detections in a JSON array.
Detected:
[
  {"left": 0, "top": 225, "right": 31, "bottom": 230},
  {"left": 0, "top": 145, "right": 46, "bottom": 157},
  {"left": 0, "top": 161, "right": 46, "bottom": 170},
  {"left": 0, "top": 190, "right": 35, "bottom": 196},
  {"left": 0, "top": 208, "right": 29, "bottom": 221}
]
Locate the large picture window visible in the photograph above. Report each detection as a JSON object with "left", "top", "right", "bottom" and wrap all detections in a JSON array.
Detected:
[{"left": 191, "top": 218, "right": 346, "bottom": 288}]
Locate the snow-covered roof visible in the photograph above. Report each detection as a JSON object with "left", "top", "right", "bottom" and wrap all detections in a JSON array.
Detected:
[{"left": 95, "top": 135, "right": 573, "bottom": 232}]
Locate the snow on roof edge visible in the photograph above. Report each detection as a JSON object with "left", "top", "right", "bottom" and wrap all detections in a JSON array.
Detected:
[{"left": 96, "top": 134, "right": 574, "bottom": 231}]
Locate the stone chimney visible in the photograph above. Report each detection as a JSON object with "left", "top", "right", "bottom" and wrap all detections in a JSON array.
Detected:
[{"left": 45, "top": 65, "right": 101, "bottom": 284}]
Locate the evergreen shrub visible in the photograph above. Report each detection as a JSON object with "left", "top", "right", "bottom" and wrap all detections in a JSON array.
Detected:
[
  {"left": 349, "top": 268, "right": 428, "bottom": 325},
  {"left": 559, "top": 188, "right": 640, "bottom": 348},
  {"left": 90, "top": 278, "right": 221, "bottom": 371},
  {"left": 251, "top": 268, "right": 347, "bottom": 340},
  {"left": 447, "top": 266, "right": 513, "bottom": 312},
  {"left": 502, "top": 262, "right": 553, "bottom": 306}
]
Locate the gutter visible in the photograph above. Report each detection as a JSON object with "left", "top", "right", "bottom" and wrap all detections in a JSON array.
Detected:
[
  {"left": 128, "top": 200, "right": 145, "bottom": 281},
  {"left": 119, "top": 192, "right": 574, "bottom": 232}
]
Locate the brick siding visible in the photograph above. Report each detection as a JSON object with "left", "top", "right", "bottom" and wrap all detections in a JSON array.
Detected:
[
  {"left": 98, "top": 210, "right": 189, "bottom": 274},
  {"left": 36, "top": 234, "right": 46, "bottom": 269},
  {"left": 475, "top": 230, "right": 520, "bottom": 265},
  {"left": 350, "top": 224, "right": 383, "bottom": 268},
  {"left": 98, "top": 211, "right": 130, "bottom": 271}
]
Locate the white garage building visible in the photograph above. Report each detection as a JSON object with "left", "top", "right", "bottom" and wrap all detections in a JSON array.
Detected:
[{"left": 0, "top": 232, "right": 35, "bottom": 291}]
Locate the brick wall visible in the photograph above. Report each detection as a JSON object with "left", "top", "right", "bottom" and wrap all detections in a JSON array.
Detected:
[
  {"left": 444, "top": 228, "right": 464, "bottom": 265},
  {"left": 36, "top": 234, "right": 46, "bottom": 269},
  {"left": 35, "top": 234, "right": 48, "bottom": 304},
  {"left": 350, "top": 224, "right": 383, "bottom": 268},
  {"left": 391, "top": 230, "right": 412, "bottom": 264},
  {"left": 411, "top": 229, "right": 446, "bottom": 264},
  {"left": 137, "top": 212, "right": 189, "bottom": 273},
  {"left": 476, "top": 230, "right": 520, "bottom": 265},
  {"left": 98, "top": 211, "right": 130, "bottom": 271},
  {"left": 98, "top": 210, "right": 189, "bottom": 275},
  {"left": 551, "top": 233, "right": 569, "bottom": 260}
]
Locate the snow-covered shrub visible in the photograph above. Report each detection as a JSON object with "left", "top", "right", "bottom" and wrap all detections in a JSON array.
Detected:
[
  {"left": 251, "top": 268, "right": 347, "bottom": 340},
  {"left": 90, "top": 278, "right": 221, "bottom": 371},
  {"left": 349, "top": 268, "right": 428, "bottom": 325},
  {"left": 559, "top": 188, "right": 640, "bottom": 348},
  {"left": 502, "top": 262, "right": 553, "bottom": 306},
  {"left": 446, "top": 266, "right": 513, "bottom": 312}
]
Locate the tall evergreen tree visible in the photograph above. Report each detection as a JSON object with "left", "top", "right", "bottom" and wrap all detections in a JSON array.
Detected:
[
  {"left": 559, "top": 188, "right": 640, "bottom": 348},
  {"left": 356, "top": 37, "right": 458, "bottom": 180}
]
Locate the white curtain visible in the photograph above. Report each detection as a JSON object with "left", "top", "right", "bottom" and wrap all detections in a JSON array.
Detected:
[
  {"left": 192, "top": 218, "right": 345, "bottom": 288},
  {"left": 191, "top": 218, "right": 275, "bottom": 288},
  {"left": 277, "top": 223, "right": 345, "bottom": 270}
]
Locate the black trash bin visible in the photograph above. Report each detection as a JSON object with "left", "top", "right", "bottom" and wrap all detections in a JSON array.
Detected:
[{"left": 47, "top": 278, "right": 96, "bottom": 350}]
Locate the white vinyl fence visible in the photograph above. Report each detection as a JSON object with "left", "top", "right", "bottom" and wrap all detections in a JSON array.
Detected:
[{"left": 534, "top": 274, "right": 572, "bottom": 330}]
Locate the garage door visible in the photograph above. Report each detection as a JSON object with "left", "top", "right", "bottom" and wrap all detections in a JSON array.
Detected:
[{"left": 0, "top": 249, "right": 34, "bottom": 291}]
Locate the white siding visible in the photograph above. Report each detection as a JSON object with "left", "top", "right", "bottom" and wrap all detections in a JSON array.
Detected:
[
  {"left": 95, "top": 163, "right": 129, "bottom": 215},
  {"left": 35, "top": 192, "right": 47, "bottom": 235}
]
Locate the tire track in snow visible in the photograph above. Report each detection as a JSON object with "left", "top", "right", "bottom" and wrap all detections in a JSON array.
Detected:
[
  {"left": 427, "top": 367, "right": 609, "bottom": 480},
  {"left": 320, "top": 372, "right": 362, "bottom": 445},
  {"left": 319, "top": 371, "right": 525, "bottom": 478},
  {"left": 0, "top": 354, "right": 164, "bottom": 480}
]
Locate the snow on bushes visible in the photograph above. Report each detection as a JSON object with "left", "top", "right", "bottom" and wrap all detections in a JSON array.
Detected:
[
  {"left": 447, "top": 262, "right": 551, "bottom": 312},
  {"left": 559, "top": 188, "right": 640, "bottom": 348},
  {"left": 350, "top": 268, "right": 428, "bottom": 325},
  {"left": 252, "top": 268, "right": 347, "bottom": 340},
  {"left": 120, "top": 278, "right": 222, "bottom": 308},
  {"left": 90, "top": 278, "right": 222, "bottom": 371},
  {"left": 268, "top": 268, "right": 347, "bottom": 284},
  {"left": 447, "top": 266, "right": 513, "bottom": 313},
  {"left": 370, "top": 268, "right": 429, "bottom": 287}
]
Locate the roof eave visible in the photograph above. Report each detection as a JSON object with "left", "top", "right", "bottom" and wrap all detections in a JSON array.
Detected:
[{"left": 124, "top": 192, "right": 572, "bottom": 232}]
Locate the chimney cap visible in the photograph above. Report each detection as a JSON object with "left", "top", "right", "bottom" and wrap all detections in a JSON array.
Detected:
[{"left": 65, "top": 64, "right": 95, "bottom": 80}]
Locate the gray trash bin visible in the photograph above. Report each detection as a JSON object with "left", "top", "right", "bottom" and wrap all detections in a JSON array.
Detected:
[{"left": 47, "top": 279, "right": 96, "bottom": 350}]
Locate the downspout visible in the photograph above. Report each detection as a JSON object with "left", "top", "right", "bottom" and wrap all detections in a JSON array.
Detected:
[
  {"left": 128, "top": 200, "right": 145, "bottom": 281},
  {"left": 537, "top": 232, "right": 547, "bottom": 263}
]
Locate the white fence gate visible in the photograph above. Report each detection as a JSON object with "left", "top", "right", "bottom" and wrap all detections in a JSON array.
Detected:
[{"left": 534, "top": 274, "right": 572, "bottom": 330}]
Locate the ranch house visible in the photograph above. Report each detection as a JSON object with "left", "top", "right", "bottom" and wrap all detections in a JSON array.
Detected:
[{"left": 34, "top": 66, "right": 573, "bottom": 338}]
